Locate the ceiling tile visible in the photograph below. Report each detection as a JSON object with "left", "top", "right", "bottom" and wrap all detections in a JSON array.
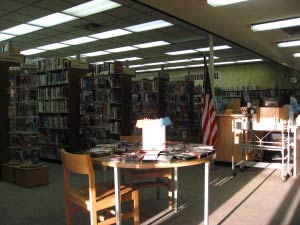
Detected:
[
  {"left": 105, "top": 6, "right": 141, "bottom": 18},
  {"left": 2, "top": 13, "right": 33, "bottom": 24},
  {"left": 16, "top": 6, "right": 54, "bottom": 19},
  {"left": 34, "top": 0, "right": 74, "bottom": 12},
  {"left": 0, "top": 1, "right": 26, "bottom": 11}
]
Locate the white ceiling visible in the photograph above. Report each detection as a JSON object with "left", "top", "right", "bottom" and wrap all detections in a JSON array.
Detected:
[
  {"left": 136, "top": 0, "right": 300, "bottom": 70},
  {"left": 0, "top": 0, "right": 285, "bottom": 69}
]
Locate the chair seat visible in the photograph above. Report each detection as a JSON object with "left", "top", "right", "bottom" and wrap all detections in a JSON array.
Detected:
[{"left": 67, "top": 183, "right": 134, "bottom": 211}]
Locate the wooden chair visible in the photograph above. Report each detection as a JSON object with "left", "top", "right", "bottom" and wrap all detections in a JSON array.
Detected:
[
  {"left": 120, "top": 136, "right": 173, "bottom": 209},
  {"left": 60, "top": 149, "right": 139, "bottom": 225}
]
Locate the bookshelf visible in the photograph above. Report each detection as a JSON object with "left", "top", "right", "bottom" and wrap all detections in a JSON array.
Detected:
[
  {"left": 130, "top": 73, "right": 169, "bottom": 135},
  {"left": 8, "top": 65, "right": 40, "bottom": 166},
  {"left": 37, "top": 58, "right": 88, "bottom": 161},
  {"left": 80, "top": 62, "right": 133, "bottom": 148},
  {"left": 165, "top": 81, "right": 194, "bottom": 140},
  {"left": 0, "top": 59, "right": 20, "bottom": 164}
]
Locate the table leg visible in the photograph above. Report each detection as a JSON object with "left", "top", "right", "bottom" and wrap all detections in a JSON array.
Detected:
[
  {"left": 204, "top": 161, "right": 210, "bottom": 225},
  {"left": 114, "top": 167, "right": 121, "bottom": 225},
  {"left": 174, "top": 167, "right": 178, "bottom": 211}
]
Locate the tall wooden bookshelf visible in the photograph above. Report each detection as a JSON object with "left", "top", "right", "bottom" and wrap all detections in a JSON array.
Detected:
[
  {"left": 8, "top": 65, "right": 40, "bottom": 165},
  {"left": 130, "top": 73, "right": 169, "bottom": 135},
  {"left": 37, "top": 58, "right": 88, "bottom": 161},
  {"left": 165, "top": 81, "right": 194, "bottom": 140},
  {"left": 79, "top": 62, "right": 133, "bottom": 148},
  {"left": 0, "top": 56, "right": 21, "bottom": 164}
]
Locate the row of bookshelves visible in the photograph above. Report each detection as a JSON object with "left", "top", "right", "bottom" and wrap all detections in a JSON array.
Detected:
[
  {"left": 38, "top": 71, "right": 69, "bottom": 86},
  {"left": 8, "top": 104, "right": 37, "bottom": 117},
  {"left": 38, "top": 86, "right": 69, "bottom": 99},
  {"left": 38, "top": 57, "right": 69, "bottom": 72},
  {"left": 38, "top": 100, "right": 68, "bottom": 113},
  {"left": 39, "top": 131, "right": 69, "bottom": 146},
  {"left": 39, "top": 116, "right": 68, "bottom": 129}
]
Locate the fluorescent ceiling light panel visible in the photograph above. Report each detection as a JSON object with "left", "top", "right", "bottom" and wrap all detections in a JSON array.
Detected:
[
  {"left": 136, "top": 68, "right": 161, "bottom": 73},
  {"left": 129, "top": 64, "right": 144, "bottom": 68},
  {"left": 2, "top": 24, "right": 42, "bottom": 35},
  {"left": 81, "top": 51, "right": 110, "bottom": 57},
  {"left": 188, "top": 64, "right": 204, "bottom": 67},
  {"left": 21, "top": 48, "right": 46, "bottom": 55},
  {"left": 106, "top": 46, "right": 137, "bottom": 53},
  {"left": 207, "top": 0, "right": 248, "bottom": 7},
  {"left": 0, "top": 33, "right": 15, "bottom": 41},
  {"left": 116, "top": 57, "right": 142, "bottom": 61},
  {"left": 125, "top": 20, "right": 173, "bottom": 32},
  {"left": 38, "top": 43, "right": 69, "bottom": 50},
  {"left": 90, "top": 61, "right": 104, "bottom": 65},
  {"left": 214, "top": 61, "right": 235, "bottom": 65},
  {"left": 90, "top": 29, "right": 131, "bottom": 39},
  {"left": 144, "top": 62, "right": 166, "bottom": 66},
  {"left": 63, "top": 0, "right": 121, "bottom": 17},
  {"left": 165, "top": 66, "right": 187, "bottom": 70},
  {"left": 236, "top": 59, "right": 263, "bottom": 63},
  {"left": 166, "top": 49, "right": 197, "bottom": 55},
  {"left": 61, "top": 36, "right": 97, "bottom": 45},
  {"left": 278, "top": 40, "right": 300, "bottom": 48},
  {"left": 293, "top": 53, "right": 300, "bottom": 58},
  {"left": 28, "top": 13, "right": 78, "bottom": 27},
  {"left": 134, "top": 41, "right": 170, "bottom": 48},
  {"left": 196, "top": 45, "right": 231, "bottom": 52},
  {"left": 251, "top": 17, "right": 300, "bottom": 31},
  {"left": 167, "top": 59, "right": 191, "bottom": 64}
]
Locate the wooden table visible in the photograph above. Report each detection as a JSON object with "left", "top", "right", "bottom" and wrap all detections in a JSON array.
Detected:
[{"left": 93, "top": 154, "right": 215, "bottom": 225}]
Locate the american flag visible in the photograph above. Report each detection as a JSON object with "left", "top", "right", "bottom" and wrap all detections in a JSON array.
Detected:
[{"left": 201, "top": 57, "right": 217, "bottom": 146}]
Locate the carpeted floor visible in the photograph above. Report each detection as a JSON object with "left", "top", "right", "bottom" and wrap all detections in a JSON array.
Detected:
[{"left": 1, "top": 162, "right": 300, "bottom": 225}]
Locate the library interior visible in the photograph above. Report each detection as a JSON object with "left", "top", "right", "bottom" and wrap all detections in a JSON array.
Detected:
[{"left": 0, "top": 1, "right": 300, "bottom": 225}]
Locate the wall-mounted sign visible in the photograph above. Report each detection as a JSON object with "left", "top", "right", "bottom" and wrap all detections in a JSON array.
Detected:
[{"left": 186, "top": 72, "right": 220, "bottom": 81}]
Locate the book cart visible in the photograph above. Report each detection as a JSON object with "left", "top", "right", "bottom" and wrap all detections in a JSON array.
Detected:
[{"left": 231, "top": 113, "right": 293, "bottom": 181}]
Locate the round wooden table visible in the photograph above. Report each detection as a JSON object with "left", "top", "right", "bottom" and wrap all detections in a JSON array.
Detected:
[{"left": 93, "top": 154, "right": 215, "bottom": 225}]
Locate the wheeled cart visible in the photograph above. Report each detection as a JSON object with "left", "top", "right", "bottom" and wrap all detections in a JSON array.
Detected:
[{"left": 231, "top": 116, "right": 293, "bottom": 181}]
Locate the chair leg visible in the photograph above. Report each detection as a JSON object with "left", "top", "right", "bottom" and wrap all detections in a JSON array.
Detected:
[
  {"left": 156, "top": 178, "right": 160, "bottom": 200},
  {"left": 133, "top": 190, "right": 139, "bottom": 225},
  {"left": 65, "top": 198, "right": 72, "bottom": 225},
  {"left": 90, "top": 208, "right": 98, "bottom": 225},
  {"left": 168, "top": 178, "right": 173, "bottom": 210}
]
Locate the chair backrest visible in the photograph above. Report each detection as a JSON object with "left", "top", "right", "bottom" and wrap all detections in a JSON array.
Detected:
[
  {"left": 120, "top": 135, "right": 142, "bottom": 143},
  {"left": 60, "top": 148, "right": 94, "bottom": 176}
]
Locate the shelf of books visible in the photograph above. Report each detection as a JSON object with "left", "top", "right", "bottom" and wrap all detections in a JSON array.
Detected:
[
  {"left": 192, "top": 85, "right": 202, "bottom": 140},
  {"left": 8, "top": 65, "right": 40, "bottom": 166},
  {"left": 130, "top": 73, "right": 169, "bottom": 135},
  {"left": 80, "top": 61, "right": 133, "bottom": 149},
  {"left": 165, "top": 81, "right": 194, "bottom": 141},
  {"left": 37, "top": 57, "right": 88, "bottom": 161}
]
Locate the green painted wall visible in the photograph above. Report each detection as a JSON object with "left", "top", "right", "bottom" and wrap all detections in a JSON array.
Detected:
[{"left": 137, "top": 61, "right": 296, "bottom": 91}]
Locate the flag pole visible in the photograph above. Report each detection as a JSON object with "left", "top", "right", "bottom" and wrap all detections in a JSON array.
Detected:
[{"left": 209, "top": 34, "right": 215, "bottom": 100}]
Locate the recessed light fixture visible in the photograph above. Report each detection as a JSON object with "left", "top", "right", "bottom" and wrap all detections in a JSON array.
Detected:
[
  {"left": 251, "top": 17, "right": 300, "bottom": 31},
  {"left": 38, "top": 43, "right": 69, "bottom": 50},
  {"left": 196, "top": 45, "right": 231, "bottom": 52},
  {"left": 293, "top": 53, "right": 300, "bottom": 58},
  {"left": 165, "top": 66, "right": 187, "bottom": 70},
  {"left": 134, "top": 41, "right": 170, "bottom": 48},
  {"left": 125, "top": 20, "right": 173, "bottom": 32},
  {"left": 106, "top": 46, "right": 137, "bottom": 53},
  {"left": 0, "top": 33, "right": 15, "bottom": 41},
  {"left": 90, "top": 61, "right": 104, "bottom": 65},
  {"left": 61, "top": 36, "right": 97, "bottom": 45},
  {"left": 144, "top": 62, "right": 166, "bottom": 66},
  {"left": 278, "top": 40, "right": 300, "bottom": 48},
  {"left": 28, "top": 12, "right": 78, "bottom": 27},
  {"left": 2, "top": 24, "right": 42, "bottom": 35},
  {"left": 90, "top": 29, "right": 131, "bottom": 39},
  {"left": 115, "top": 57, "right": 142, "bottom": 61},
  {"left": 166, "top": 49, "right": 198, "bottom": 55},
  {"left": 188, "top": 64, "right": 204, "bottom": 67},
  {"left": 81, "top": 51, "right": 110, "bottom": 57},
  {"left": 214, "top": 61, "right": 235, "bottom": 65},
  {"left": 63, "top": 0, "right": 121, "bottom": 17},
  {"left": 129, "top": 64, "right": 144, "bottom": 68},
  {"left": 167, "top": 59, "right": 191, "bottom": 64},
  {"left": 136, "top": 68, "right": 161, "bottom": 73},
  {"left": 21, "top": 48, "right": 46, "bottom": 55},
  {"left": 236, "top": 59, "right": 263, "bottom": 63},
  {"left": 191, "top": 56, "right": 219, "bottom": 61},
  {"left": 207, "top": 0, "right": 248, "bottom": 7}
]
